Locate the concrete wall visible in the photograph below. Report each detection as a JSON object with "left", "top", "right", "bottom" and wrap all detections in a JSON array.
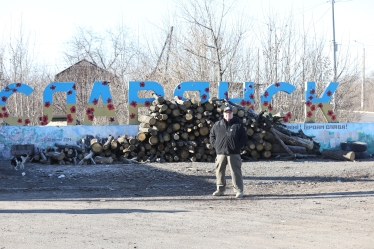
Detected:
[{"left": 1, "top": 122, "right": 373, "bottom": 159}]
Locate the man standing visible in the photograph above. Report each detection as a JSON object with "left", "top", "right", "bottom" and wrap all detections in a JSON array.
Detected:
[{"left": 209, "top": 105, "right": 248, "bottom": 198}]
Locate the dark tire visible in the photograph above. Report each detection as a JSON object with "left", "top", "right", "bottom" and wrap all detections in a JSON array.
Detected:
[
  {"left": 354, "top": 151, "right": 368, "bottom": 159},
  {"left": 340, "top": 141, "right": 367, "bottom": 152}
]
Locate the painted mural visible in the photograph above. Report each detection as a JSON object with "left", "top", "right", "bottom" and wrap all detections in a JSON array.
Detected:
[
  {"left": 0, "top": 125, "right": 138, "bottom": 160},
  {"left": 285, "top": 123, "right": 374, "bottom": 154}
]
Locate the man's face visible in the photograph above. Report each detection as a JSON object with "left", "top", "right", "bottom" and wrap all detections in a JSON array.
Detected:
[{"left": 223, "top": 111, "right": 233, "bottom": 121}]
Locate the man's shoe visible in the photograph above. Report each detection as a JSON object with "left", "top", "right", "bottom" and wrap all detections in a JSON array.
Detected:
[
  {"left": 235, "top": 192, "right": 244, "bottom": 198},
  {"left": 212, "top": 190, "right": 224, "bottom": 196}
]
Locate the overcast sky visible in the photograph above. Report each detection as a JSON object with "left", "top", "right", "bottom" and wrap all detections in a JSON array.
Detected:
[{"left": 1, "top": 0, "right": 374, "bottom": 75}]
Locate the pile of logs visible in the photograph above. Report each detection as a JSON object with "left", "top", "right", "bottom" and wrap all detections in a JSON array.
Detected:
[{"left": 28, "top": 93, "right": 326, "bottom": 165}]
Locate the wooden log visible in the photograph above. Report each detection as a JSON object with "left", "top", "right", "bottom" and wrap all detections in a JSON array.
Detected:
[
  {"left": 116, "top": 135, "right": 128, "bottom": 144},
  {"left": 246, "top": 128, "right": 254, "bottom": 136},
  {"left": 174, "top": 96, "right": 192, "bottom": 108},
  {"left": 261, "top": 150, "right": 271, "bottom": 158},
  {"left": 54, "top": 142, "right": 84, "bottom": 153},
  {"left": 199, "top": 126, "right": 209, "bottom": 136},
  {"left": 270, "top": 128, "right": 295, "bottom": 157},
  {"left": 171, "top": 108, "right": 180, "bottom": 117},
  {"left": 46, "top": 151, "right": 65, "bottom": 161},
  {"left": 271, "top": 144, "right": 307, "bottom": 154},
  {"left": 110, "top": 140, "right": 119, "bottom": 151},
  {"left": 78, "top": 151, "right": 96, "bottom": 165},
  {"left": 139, "top": 122, "right": 151, "bottom": 128},
  {"left": 321, "top": 150, "right": 355, "bottom": 161},
  {"left": 102, "top": 135, "right": 113, "bottom": 150},
  {"left": 272, "top": 128, "right": 314, "bottom": 150},
  {"left": 263, "top": 141, "right": 272, "bottom": 151},
  {"left": 94, "top": 156, "right": 114, "bottom": 164},
  {"left": 155, "top": 120, "right": 167, "bottom": 132},
  {"left": 137, "top": 132, "right": 148, "bottom": 142},
  {"left": 138, "top": 115, "right": 157, "bottom": 125},
  {"left": 90, "top": 138, "right": 103, "bottom": 154},
  {"left": 152, "top": 92, "right": 165, "bottom": 104},
  {"left": 149, "top": 136, "right": 159, "bottom": 145}
]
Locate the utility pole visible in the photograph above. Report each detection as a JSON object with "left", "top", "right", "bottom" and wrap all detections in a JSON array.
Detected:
[
  {"left": 332, "top": 0, "right": 337, "bottom": 81},
  {"left": 355, "top": 40, "right": 365, "bottom": 109},
  {"left": 0, "top": 54, "right": 3, "bottom": 86}
]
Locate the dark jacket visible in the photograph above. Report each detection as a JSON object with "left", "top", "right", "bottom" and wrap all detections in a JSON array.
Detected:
[{"left": 209, "top": 116, "right": 248, "bottom": 155}]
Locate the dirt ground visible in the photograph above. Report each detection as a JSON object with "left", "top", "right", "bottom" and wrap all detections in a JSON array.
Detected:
[{"left": 1, "top": 157, "right": 374, "bottom": 249}]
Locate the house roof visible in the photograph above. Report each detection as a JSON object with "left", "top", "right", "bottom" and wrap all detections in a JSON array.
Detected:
[{"left": 55, "top": 59, "right": 108, "bottom": 78}]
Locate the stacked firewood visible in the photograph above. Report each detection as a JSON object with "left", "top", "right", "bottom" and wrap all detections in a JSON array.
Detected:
[{"left": 28, "top": 93, "right": 322, "bottom": 165}]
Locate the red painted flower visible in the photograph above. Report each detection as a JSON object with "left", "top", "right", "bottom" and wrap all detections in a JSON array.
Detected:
[
  {"left": 1, "top": 96, "right": 7, "bottom": 102},
  {"left": 102, "top": 81, "right": 109, "bottom": 85},
  {"left": 308, "top": 96, "right": 313, "bottom": 100},
  {"left": 275, "top": 82, "right": 280, "bottom": 87},
  {"left": 144, "top": 101, "right": 151, "bottom": 107},
  {"left": 86, "top": 108, "right": 94, "bottom": 115},
  {"left": 177, "top": 96, "right": 182, "bottom": 100},
  {"left": 40, "top": 121, "right": 46, "bottom": 126},
  {"left": 268, "top": 104, "right": 273, "bottom": 111},
  {"left": 107, "top": 98, "right": 112, "bottom": 104},
  {"left": 67, "top": 114, "right": 73, "bottom": 123},
  {"left": 139, "top": 82, "right": 145, "bottom": 87},
  {"left": 107, "top": 103, "right": 114, "bottom": 110},
  {"left": 250, "top": 106, "right": 254, "bottom": 110},
  {"left": 331, "top": 115, "right": 336, "bottom": 120},
  {"left": 44, "top": 101, "right": 51, "bottom": 108},
  {"left": 3, "top": 112, "right": 8, "bottom": 118},
  {"left": 286, "top": 112, "right": 292, "bottom": 118},
  {"left": 307, "top": 111, "right": 313, "bottom": 118},
  {"left": 318, "top": 103, "right": 323, "bottom": 108},
  {"left": 130, "top": 100, "right": 137, "bottom": 108},
  {"left": 224, "top": 91, "right": 228, "bottom": 97},
  {"left": 130, "top": 113, "right": 136, "bottom": 119},
  {"left": 204, "top": 87, "right": 209, "bottom": 93},
  {"left": 248, "top": 84, "right": 253, "bottom": 89},
  {"left": 39, "top": 116, "right": 43, "bottom": 121},
  {"left": 310, "top": 105, "right": 316, "bottom": 111},
  {"left": 310, "top": 89, "right": 315, "bottom": 94},
  {"left": 327, "top": 110, "right": 334, "bottom": 116},
  {"left": 12, "top": 88, "right": 17, "bottom": 93},
  {"left": 67, "top": 90, "right": 72, "bottom": 95},
  {"left": 88, "top": 114, "right": 94, "bottom": 121},
  {"left": 263, "top": 91, "right": 269, "bottom": 98},
  {"left": 50, "top": 85, "right": 56, "bottom": 90},
  {"left": 72, "top": 84, "right": 76, "bottom": 90},
  {"left": 327, "top": 90, "right": 332, "bottom": 97},
  {"left": 283, "top": 117, "right": 289, "bottom": 122},
  {"left": 16, "top": 83, "right": 21, "bottom": 87},
  {"left": 240, "top": 100, "right": 246, "bottom": 106},
  {"left": 305, "top": 100, "right": 312, "bottom": 107},
  {"left": 263, "top": 101, "right": 268, "bottom": 106},
  {"left": 0, "top": 113, "right": 3, "bottom": 118},
  {"left": 42, "top": 115, "right": 48, "bottom": 123},
  {"left": 201, "top": 94, "right": 207, "bottom": 100},
  {"left": 24, "top": 119, "right": 30, "bottom": 125},
  {"left": 17, "top": 118, "right": 22, "bottom": 123},
  {"left": 70, "top": 106, "right": 76, "bottom": 113},
  {"left": 249, "top": 93, "right": 254, "bottom": 100},
  {"left": 1, "top": 106, "right": 6, "bottom": 112},
  {"left": 93, "top": 98, "right": 99, "bottom": 105},
  {"left": 109, "top": 117, "right": 115, "bottom": 123},
  {"left": 4, "top": 87, "right": 10, "bottom": 92},
  {"left": 246, "top": 101, "right": 251, "bottom": 106}
]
